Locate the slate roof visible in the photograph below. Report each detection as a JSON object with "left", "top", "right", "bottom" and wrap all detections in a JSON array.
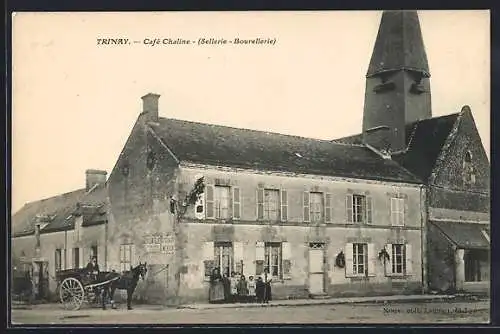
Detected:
[
  {"left": 392, "top": 113, "right": 459, "bottom": 180},
  {"left": 332, "top": 113, "right": 460, "bottom": 181},
  {"left": 151, "top": 117, "right": 422, "bottom": 184},
  {"left": 12, "top": 184, "right": 107, "bottom": 237},
  {"left": 367, "top": 11, "right": 430, "bottom": 77},
  {"left": 432, "top": 220, "right": 490, "bottom": 249}
]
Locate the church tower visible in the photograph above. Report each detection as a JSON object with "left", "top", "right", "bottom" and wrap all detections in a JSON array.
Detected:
[{"left": 362, "top": 10, "right": 432, "bottom": 153}]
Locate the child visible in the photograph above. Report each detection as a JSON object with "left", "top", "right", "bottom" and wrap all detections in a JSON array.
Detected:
[
  {"left": 247, "top": 275, "right": 256, "bottom": 303},
  {"left": 229, "top": 271, "right": 238, "bottom": 303}
]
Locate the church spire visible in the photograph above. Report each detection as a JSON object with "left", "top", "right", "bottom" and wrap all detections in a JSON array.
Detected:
[
  {"left": 367, "top": 10, "right": 430, "bottom": 78},
  {"left": 362, "top": 10, "right": 432, "bottom": 154}
]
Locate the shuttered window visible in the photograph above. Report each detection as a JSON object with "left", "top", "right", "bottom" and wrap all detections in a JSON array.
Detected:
[
  {"left": 385, "top": 243, "right": 413, "bottom": 276},
  {"left": 264, "top": 243, "right": 282, "bottom": 278},
  {"left": 215, "top": 242, "right": 234, "bottom": 277},
  {"left": 352, "top": 243, "right": 367, "bottom": 275},
  {"left": 264, "top": 189, "right": 280, "bottom": 221},
  {"left": 309, "top": 192, "right": 323, "bottom": 223},
  {"left": 346, "top": 194, "right": 372, "bottom": 224},
  {"left": 214, "top": 186, "right": 230, "bottom": 219},
  {"left": 390, "top": 197, "right": 405, "bottom": 226},
  {"left": 120, "top": 244, "right": 135, "bottom": 272}
]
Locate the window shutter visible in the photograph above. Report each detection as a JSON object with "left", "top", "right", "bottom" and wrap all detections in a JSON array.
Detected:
[
  {"left": 130, "top": 244, "right": 136, "bottom": 267},
  {"left": 390, "top": 198, "right": 396, "bottom": 226},
  {"left": 54, "top": 250, "right": 59, "bottom": 272},
  {"left": 280, "top": 190, "right": 288, "bottom": 222},
  {"left": 232, "top": 187, "right": 241, "bottom": 220},
  {"left": 403, "top": 198, "right": 408, "bottom": 227},
  {"left": 255, "top": 242, "right": 265, "bottom": 261},
  {"left": 255, "top": 242, "right": 265, "bottom": 275},
  {"left": 367, "top": 243, "right": 376, "bottom": 277},
  {"left": 68, "top": 248, "right": 73, "bottom": 269},
  {"left": 384, "top": 244, "right": 393, "bottom": 276},
  {"left": 325, "top": 193, "right": 332, "bottom": 223},
  {"left": 257, "top": 188, "right": 264, "bottom": 220},
  {"left": 346, "top": 194, "right": 353, "bottom": 223},
  {"left": 366, "top": 196, "right": 373, "bottom": 224},
  {"left": 202, "top": 241, "right": 214, "bottom": 261},
  {"left": 205, "top": 185, "right": 215, "bottom": 219},
  {"left": 234, "top": 242, "right": 243, "bottom": 263},
  {"left": 79, "top": 248, "right": 84, "bottom": 268},
  {"left": 345, "top": 243, "right": 354, "bottom": 277},
  {"left": 405, "top": 244, "right": 413, "bottom": 275},
  {"left": 303, "top": 192, "right": 310, "bottom": 222},
  {"left": 282, "top": 242, "right": 292, "bottom": 280},
  {"left": 194, "top": 187, "right": 205, "bottom": 220}
]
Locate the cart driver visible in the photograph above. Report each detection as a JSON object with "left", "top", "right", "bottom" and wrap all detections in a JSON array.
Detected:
[{"left": 86, "top": 256, "right": 100, "bottom": 282}]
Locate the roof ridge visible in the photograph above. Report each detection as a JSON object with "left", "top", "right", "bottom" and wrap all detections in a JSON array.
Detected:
[
  {"left": 21, "top": 187, "right": 86, "bottom": 207},
  {"left": 159, "top": 116, "right": 347, "bottom": 144}
]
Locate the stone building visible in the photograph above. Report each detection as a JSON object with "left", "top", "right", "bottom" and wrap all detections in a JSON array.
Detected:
[
  {"left": 334, "top": 11, "right": 490, "bottom": 294},
  {"left": 106, "top": 89, "right": 426, "bottom": 304},
  {"left": 11, "top": 170, "right": 109, "bottom": 299}
]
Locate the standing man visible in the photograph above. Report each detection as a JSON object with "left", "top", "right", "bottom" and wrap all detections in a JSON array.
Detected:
[{"left": 86, "top": 256, "right": 100, "bottom": 302}]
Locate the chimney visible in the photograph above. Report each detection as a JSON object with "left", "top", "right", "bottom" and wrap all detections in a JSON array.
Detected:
[
  {"left": 141, "top": 93, "right": 160, "bottom": 121},
  {"left": 85, "top": 169, "right": 107, "bottom": 191}
]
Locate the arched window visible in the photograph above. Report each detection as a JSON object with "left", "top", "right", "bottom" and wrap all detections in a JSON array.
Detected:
[{"left": 463, "top": 151, "right": 476, "bottom": 186}]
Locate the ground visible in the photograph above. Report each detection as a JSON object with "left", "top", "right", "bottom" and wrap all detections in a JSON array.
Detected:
[{"left": 11, "top": 299, "right": 490, "bottom": 325}]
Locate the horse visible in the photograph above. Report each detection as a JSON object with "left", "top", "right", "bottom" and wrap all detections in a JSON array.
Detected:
[{"left": 101, "top": 262, "right": 148, "bottom": 310}]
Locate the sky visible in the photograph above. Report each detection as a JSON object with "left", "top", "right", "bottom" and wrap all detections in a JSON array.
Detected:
[{"left": 11, "top": 10, "right": 490, "bottom": 213}]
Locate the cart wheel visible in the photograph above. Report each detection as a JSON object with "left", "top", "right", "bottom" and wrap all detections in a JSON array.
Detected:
[{"left": 59, "top": 277, "right": 85, "bottom": 310}]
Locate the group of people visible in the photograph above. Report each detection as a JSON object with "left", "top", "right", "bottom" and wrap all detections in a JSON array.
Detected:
[{"left": 209, "top": 268, "right": 272, "bottom": 304}]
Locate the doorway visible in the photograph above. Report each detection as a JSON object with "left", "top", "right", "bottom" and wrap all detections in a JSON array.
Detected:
[{"left": 308, "top": 243, "right": 325, "bottom": 295}]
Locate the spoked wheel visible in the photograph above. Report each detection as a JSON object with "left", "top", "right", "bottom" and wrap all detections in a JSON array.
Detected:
[{"left": 59, "top": 277, "right": 85, "bottom": 310}]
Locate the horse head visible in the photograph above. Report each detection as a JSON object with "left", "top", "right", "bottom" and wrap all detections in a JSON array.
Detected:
[{"left": 135, "top": 262, "right": 148, "bottom": 281}]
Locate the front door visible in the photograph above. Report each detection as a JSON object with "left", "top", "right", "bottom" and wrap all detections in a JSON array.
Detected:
[{"left": 308, "top": 243, "right": 325, "bottom": 295}]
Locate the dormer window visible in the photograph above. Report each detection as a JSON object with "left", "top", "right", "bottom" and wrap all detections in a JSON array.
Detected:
[
  {"left": 463, "top": 151, "right": 476, "bottom": 186},
  {"left": 122, "top": 161, "right": 130, "bottom": 176},
  {"left": 147, "top": 150, "right": 156, "bottom": 171}
]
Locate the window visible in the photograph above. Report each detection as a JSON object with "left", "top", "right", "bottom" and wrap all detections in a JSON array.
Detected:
[
  {"left": 463, "top": 151, "right": 476, "bottom": 186},
  {"left": 391, "top": 197, "right": 405, "bottom": 226},
  {"left": 73, "top": 248, "right": 80, "bottom": 268},
  {"left": 464, "top": 249, "right": 488, "bottom": 282},
  {"left": 214, "top": 186, "right": 230, "bottom": 219},
  {"left": 353, "top": 195, "right": 365, "bottom": 223},
  {"left": 215, "top": 242, "right": 233, "bottom": 277},
  {"left": 385, "top": 243, "right": 413, "bottom": 277},
  {"left": 264, "top": 243, "right": 282, "bottom": 278},
  {"left": 264, "top": 189, "right": 280, "bottom": 221},
  {"left": 392, "top": 244, "right": 406, "bottom": 274},
  {"left": 55, "top": 249, "right": 62, "bottom": 273},
  {"left": 309, "top": 192, "right": 324, "bottom": 223},
  {"left": 120, "top": 244, "right": 135, "bottom": 272},
  {"left": 346, "top": 194, "right": 372, "bottom": 224},
  {"left": 353, "top": 243, "right": 367, "bottom": 275},
  {"left": 91, "top": 245, "right": 98, "bottom": 263}
]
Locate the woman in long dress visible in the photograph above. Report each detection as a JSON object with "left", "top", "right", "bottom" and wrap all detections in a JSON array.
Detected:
[{"left": 209, "top": 268, "right": 225, "bottom": 303}]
